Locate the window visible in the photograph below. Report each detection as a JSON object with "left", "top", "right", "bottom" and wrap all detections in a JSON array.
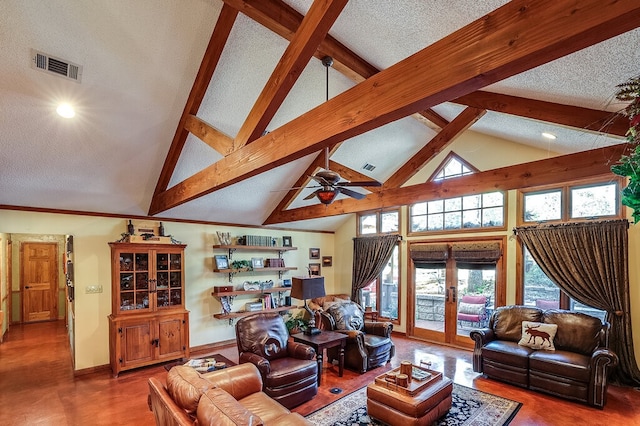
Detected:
[
  {"left": 356, "top": 210, "right": 400, "bottom": 322},
  {"left": 521, "top": 179, "right": 621, "bottom": 224},
  {"left": 430, "top": 152, "right": 477, "bottom": 181},
  {"left": 410, "top": 192, "right": 504, "bottom": 233},
  {"left": 357, "top": 209, "right": 399, "bottom": 235},
  {"left": 518, "top": 177, "right": 620, "bottom": 320}
]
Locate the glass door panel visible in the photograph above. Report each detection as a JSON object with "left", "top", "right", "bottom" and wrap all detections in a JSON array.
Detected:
[
  {"left": 455, "top": 267, "right": 495, "bottom": 339},
  {"left": 414, "top": 267, "right": 446, "bottom": 334}
]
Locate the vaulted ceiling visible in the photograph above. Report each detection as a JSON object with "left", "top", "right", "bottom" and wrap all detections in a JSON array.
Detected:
[{"left": 2, "top": 1, "right": 639, "bottom": 231}]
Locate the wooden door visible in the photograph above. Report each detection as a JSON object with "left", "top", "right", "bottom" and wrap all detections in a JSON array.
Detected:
[
  {"left": 157, "top": 314, "right": 186, "bottom": 360},
  {"left": 21, "top": 242, "right": 58, "bottom": 323}
]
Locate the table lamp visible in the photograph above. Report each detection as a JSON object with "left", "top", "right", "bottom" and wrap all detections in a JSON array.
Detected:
[{"left": 291, "top": 276, "right": 325, "bottom": 335}]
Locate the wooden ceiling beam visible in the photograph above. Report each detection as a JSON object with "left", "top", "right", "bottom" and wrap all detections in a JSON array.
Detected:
[
  {"left": 151, "top": 4, "right": 238, "bottom": 199},
  {"left": 263, "top": 144, "right": 628, "bottom": 224},
  {"left": 233, "top": 0, "right": 348, "bottom": 148},
  {"left": 452, "top": 90, "right": 629, "bottom": 137},
  {"left": 383, "top": 107, "right": 486, "bottom": 189},
  {"left": 327, "top": 161, "right": 382, "bottom": 193},
  {"left": 148, "top": 0, "right": 640, "bottom": 216},
  {"left": 184, "top": 115, "right": 234, "bottom": 155},
  {"left": 223, "top": 0, "right": 445, "bottom": 130}
]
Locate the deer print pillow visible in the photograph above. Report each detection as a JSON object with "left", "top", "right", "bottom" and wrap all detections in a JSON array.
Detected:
[{"left": 518, "top": 321, "right": 558, "bottom": 350}]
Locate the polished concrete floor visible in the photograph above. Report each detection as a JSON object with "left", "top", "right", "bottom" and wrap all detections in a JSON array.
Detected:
[{"left": 1, "top": 320, "right": 639, "bottom": 425}]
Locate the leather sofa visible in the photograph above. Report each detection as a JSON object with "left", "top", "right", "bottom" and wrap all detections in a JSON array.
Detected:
[
  {"left": 235, "top": 312, "right": 318, "bottom": 409},
  {"left": 311, "top": 294, "right": 394, "bottom": 373},
  {"left": 148, "top": 363, "right": 311, "bottom": 425},
  {"left": 470, "top": 305, "right": 618, "bottom": 408}
]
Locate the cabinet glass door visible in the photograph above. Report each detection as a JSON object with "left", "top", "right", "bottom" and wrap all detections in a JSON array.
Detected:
[
  {"left": 157, "top": 252, "right": 182, "bottom": 308},
  {"left": 118, "top": 252, "right": 150, "bottom": 311}
]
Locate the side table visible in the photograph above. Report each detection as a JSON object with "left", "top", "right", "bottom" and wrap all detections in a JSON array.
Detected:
[
  {"left": 291, "top": 330, "right": 347, "bottom": 385},
  {"left": 364, "top": 309, "right": 379, "bottom": 321}
]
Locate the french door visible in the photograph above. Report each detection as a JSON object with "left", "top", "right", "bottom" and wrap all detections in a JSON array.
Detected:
[{"left": 408, "top": 239, "right": 504, "bottom": 348}]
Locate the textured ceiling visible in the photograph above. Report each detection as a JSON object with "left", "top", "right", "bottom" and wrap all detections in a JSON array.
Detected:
[{"left": 1, "top": 0, "right": 638, "bottom": 232}]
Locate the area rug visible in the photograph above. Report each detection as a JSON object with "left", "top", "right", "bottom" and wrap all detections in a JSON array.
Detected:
[{"left": 305, "top": 383, "right": 521, "bottom": 426}]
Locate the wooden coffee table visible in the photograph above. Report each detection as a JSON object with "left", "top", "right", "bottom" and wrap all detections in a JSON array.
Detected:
[
  {"left": 163, "top": 353, "right": 235, "bottom": 372},
  {"left": 291, "top": 330, "right": 347, "bottom": 385}
]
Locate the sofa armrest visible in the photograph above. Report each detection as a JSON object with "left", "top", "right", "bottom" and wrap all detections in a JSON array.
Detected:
[
  {"left": 363, "top": 321, "right": 393, "bottom": 337},
  {"left": 239, "top": 352, "right": 271, "bottom": 377},
  {"left": 148, "top": 377, "right": 194, "bottom": 426},
  {"left": 196, "top": 388, "right": 263, "bottom": 426},
  {"left": 202, "top": 363, "right": 264, "bottom": 400},
  {"left": 588, "top": 348, "right": 619, "bottom": 408},
  {"left": 287, "top": 341, "right": 316, "bottom": 360},
  {"left": 469, "top": 328, "right": 495, "bottom": 373}
]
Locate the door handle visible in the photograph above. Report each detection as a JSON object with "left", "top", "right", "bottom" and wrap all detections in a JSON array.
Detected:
[
  {"left": 450, "top": 287, "right": 456, "bottom": 303},
  {"left": 24, "top": 286, "right": 31, "bottom": 289}
]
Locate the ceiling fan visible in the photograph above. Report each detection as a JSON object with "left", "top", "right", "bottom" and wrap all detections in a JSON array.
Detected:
[
  {"left": 302, "top": 146, "right": 381, "bottom": 205},
  {"left": 275, "top": 57, "right": 381, "bottom": 204}
]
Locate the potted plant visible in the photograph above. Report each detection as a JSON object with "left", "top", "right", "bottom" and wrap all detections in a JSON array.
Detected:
[
  {"left": 611, "top": 74, "right": 640, "bottom": 223},
  {"left": 284, "top": 311, "right": 308, "bottom": 335}
]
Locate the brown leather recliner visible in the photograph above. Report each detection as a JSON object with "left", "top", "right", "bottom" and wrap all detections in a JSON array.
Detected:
[
  {"left": 235, "top": 312, "right": 318, "bottom": 409},
  {"left": 317, "top": 300, "right": 394, "bottom": 373}
]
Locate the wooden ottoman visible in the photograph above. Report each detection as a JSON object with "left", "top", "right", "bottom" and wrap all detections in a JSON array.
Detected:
[{"left": 367, "top": 374, "right": 453, "bottom": 426}]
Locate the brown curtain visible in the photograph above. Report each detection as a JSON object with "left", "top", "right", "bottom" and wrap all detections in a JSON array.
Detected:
[
  {"left": 352, "top": 235, "right": 399, "bottom": 302},
  {"left": 515, "top": 219, "right": 640, "bottom": 386}
]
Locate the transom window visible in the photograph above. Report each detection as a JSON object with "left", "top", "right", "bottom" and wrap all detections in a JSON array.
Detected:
[
  {"left": 410, "top": 192, "right": 504, "bottom": 233},
  {"left": 430, "top": 152, "right": 477, "bottom": 181},
  {"left": 521, "top": 178, "right": 621, "bottom": 224},
  {"left": 358, "top": 210, "right": 399, "bottom": 235}
]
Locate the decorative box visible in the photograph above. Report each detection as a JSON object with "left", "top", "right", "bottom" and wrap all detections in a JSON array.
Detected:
[{"left": 213, "top": 285, "right": 234, "bottom": 293}]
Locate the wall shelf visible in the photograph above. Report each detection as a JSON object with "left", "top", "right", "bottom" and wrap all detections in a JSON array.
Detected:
[
  {"left": 213, "top": 244, "right": 298, "bottom": 282},
  {"left": 211, "top": 287, "right": 297, "bottom": 325},
  {"left": 213, "top": 244, "right": 297, "bottom": 260}
]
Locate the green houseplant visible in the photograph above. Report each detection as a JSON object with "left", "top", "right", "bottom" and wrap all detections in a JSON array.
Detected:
[
  {"left": 611, "top": 74, "right": 640, "bottom": 223},
  {"left": 284, "top": 311, "right": 308, "bottom": 334}
]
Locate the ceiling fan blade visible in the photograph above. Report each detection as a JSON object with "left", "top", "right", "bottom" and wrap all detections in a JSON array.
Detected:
[
  {"left": 310, "top": 175, "right": 332, "bottom": 186},
  {"left": 337, "top": 180, "right": 382, "bottom": 187},
  {"left": 303, "top": 189, "right": 321, "bottom": 200},
  {"left": 340, "top": 187, "right": 366, "bottom": 200}
]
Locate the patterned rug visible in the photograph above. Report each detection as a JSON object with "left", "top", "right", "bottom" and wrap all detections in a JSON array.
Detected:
[{"left": 305, "top": 383, "right": 521, "bottom": 426}]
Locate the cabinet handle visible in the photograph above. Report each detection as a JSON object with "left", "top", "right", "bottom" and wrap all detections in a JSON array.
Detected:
[
  {"left": 450, "top": 286, "right": 457, "bottom": 303},
  {"left": 149, "top": 279, "right": 157, "bottom": 293},
  {"left": 151, "top": 338, "right": 159, "bottom": 347}
]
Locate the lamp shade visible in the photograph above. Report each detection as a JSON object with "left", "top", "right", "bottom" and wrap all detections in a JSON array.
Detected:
[{"left": 290, "top": 276, "right": 325, "bottom": 300}]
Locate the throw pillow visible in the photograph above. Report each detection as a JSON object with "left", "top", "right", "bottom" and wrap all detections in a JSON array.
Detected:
[
  {"left": 458, "top": 302, "right": 485, "bottom": 315},
  {"left": 327, "top": 302, "right": 364, "bottom": 331},
  {"left": 518, "top": 321, "right": 558, "bottom": 350}
]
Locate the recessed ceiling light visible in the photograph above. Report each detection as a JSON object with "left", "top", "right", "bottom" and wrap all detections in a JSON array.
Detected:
[
  {"left": 56, "top": 103, "right": 75, "bottom": 118},
  {"left": 542, "top": 132, "right": 556, "bottom": 140}
]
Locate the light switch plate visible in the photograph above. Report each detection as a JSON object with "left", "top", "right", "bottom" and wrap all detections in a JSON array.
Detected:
[{"left": 86, "top": 285, "right": 103, "bottom": 294}]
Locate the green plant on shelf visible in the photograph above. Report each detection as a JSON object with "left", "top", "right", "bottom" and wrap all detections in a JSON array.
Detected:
[{"left": 231, "top": 259, "right": 253, "bottom": 271}]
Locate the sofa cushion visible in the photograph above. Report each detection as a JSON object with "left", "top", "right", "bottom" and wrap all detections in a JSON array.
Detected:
[
  {"left": 196, "top": 388, "right": 264, "bottom": 426},
  {"left": 482, "top": 340, "right": 535, "bottom": 368},
  {"left": 492, "top": 306, "right": 543, "bottom": 342},
  {"left": 529, "top": 349, "right": 591, "bottom": 382},
  {"left": 326, "top": 302, "right": 364, "bottom": 331},
  {"left": 166, "top": 366, "right": 213, "bottom": 415},
  {"left": 518, "top": 321, "right": 558, "bottom": 350},
  {"left": 543, "top": 310, "right": 603, "bottom": 355},
  {"left": 459, "top": 302, "right": 485, "bottom": 315}
]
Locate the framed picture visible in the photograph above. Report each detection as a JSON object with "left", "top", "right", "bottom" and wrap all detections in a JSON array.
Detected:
[
  {"left": 214, "top": 255, "right": 229, "bottom": 270},
  {"left": 322, "top": 256, "right": 333, "bottom": 267},
  {"left": 282, "top": 236, "right": 292, "bottom": 247},
  {"left": 309, "top": 263, "right": 321, "bottom": 276},
  {"left": 252, "top": 257, "right": 264, "bottom": 269},
  {"left": 309, "top": 248, "right": 320, "bottom": 259}
]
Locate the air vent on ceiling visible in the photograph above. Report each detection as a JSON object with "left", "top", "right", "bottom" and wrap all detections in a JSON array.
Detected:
[
  {"left": 362, "top": 163, "right": 376, "bottom": 172},
  {"left": 30, "top": 49, "right": 83, "bottom": 83}
]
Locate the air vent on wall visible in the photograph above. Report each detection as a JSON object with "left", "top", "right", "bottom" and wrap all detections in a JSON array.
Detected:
[{"left": 30, "top": 49, "right": 82, "bottom": 83}]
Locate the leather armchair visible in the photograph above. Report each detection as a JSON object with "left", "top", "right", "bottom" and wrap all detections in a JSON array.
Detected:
[
  {"left": 317, "top": 300, "right": 394, "bottom": 373},
  {"left": 235, "top": 312, "right": 318, "bottom": 409}
]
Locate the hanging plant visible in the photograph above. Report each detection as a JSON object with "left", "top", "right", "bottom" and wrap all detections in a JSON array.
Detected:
[{"left": 610, "top": 75, "right": 640, "bottom": 223}]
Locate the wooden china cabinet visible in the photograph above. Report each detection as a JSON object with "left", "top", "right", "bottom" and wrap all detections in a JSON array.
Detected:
[{"left": 108, "top": 242, "right": 189, "bottom": 377}]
